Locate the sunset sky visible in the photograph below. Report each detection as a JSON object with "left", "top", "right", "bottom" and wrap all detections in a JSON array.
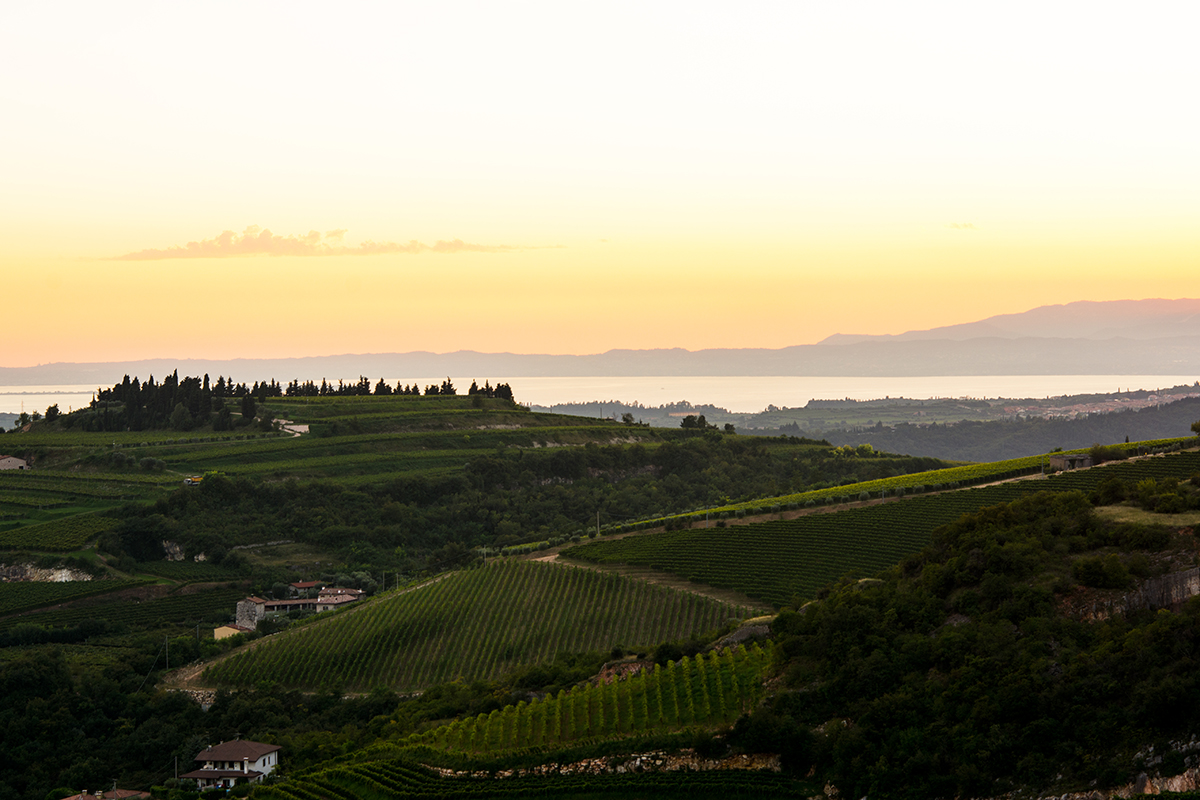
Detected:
[{"left": 2, "top": 3, "right": 1197, "bottom": 367}]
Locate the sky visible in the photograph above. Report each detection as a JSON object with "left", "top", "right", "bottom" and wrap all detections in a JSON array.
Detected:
[{"left": 2, "top": 2, "right": 1198, "bottom": 367}]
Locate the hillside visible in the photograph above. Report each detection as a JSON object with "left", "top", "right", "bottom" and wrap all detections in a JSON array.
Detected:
[
  {"left": 200, "top": 560, "right": 754, "bottom": 692},
  {"left": 563, "top": 447, "right": 1200, "bottom": 607},
  {"left": 1, "top": 385, "right": 1197, "bottom": 799}
]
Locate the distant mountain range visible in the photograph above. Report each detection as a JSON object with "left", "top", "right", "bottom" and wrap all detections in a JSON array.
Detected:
[{"left": 4, "top": 298, "right": 1199, "bottom": 384}]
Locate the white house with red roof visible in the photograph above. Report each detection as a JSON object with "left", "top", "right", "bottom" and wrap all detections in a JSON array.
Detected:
[{"left": 180, "top": 739, "right": 281, "bottom": 789}]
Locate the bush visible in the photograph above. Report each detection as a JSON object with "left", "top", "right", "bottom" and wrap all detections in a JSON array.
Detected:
[{"left": 1072, "top": 554, "right": 1132, "bottom": 589}]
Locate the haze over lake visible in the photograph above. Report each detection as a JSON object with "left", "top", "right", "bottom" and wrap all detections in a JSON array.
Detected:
[{"left": 3, "top": 375, "right": 1196, "bottom": 416}]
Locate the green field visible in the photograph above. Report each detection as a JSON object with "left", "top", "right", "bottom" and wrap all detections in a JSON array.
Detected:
[
  {"left": 204, "top": 561, "right": 753, "bottom": 692},
  {"left": 565, "top": 449, "right": 1200, "bottom": 607}
]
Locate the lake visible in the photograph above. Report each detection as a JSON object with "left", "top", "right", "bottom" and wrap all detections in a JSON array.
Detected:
[{"left": 2, "top": 374, "right": 1197, "bottom": 416}]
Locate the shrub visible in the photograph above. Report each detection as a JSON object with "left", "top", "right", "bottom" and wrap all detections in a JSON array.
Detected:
[{"left": 1072, "top": 554, "right": 1132, "bottom": 589}]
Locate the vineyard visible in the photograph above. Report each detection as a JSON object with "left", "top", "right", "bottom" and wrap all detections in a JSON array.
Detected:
[
  {"left": 0, "top": 579, "right": 151, "bottom": 619},
  {"left": 204, "top": 561, "right": 753, "bottom": 692},
  {"left": 0, "top": 513, "right": 119, "bottom": 551},
  {"left": 565, "top": 450, "right": 1200, "bottom": 607},
  {"left": 0, "top": 585, "right": 245, "bottom": 632},
  {"left": 250, "top": 757, "right": 811, "bottom": 800},
  {"left": 410, "top": 644, "right": 770, "bottom": 753}
]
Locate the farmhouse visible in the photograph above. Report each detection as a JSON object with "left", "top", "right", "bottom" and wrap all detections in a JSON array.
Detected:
[
  {"left": 0, "top": 454, "right": 28, "bottom": 470},
  {"left": 289, "top": 580, "right": 323, "bottom": 597},
  {"left": 1048, "top": 453, "right": 1092, "bottom": 471},
  {"left": 235, "top": 587, "right": 364, "bottom": 629},
  {"left": 316, "top": 586, "right": 364, "bottom": 611},
  {"left": 180, "top": 739, "right": 281, "bottom": 789}
]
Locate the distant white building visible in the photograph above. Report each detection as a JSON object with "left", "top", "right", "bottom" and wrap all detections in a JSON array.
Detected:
[
  {"left": 0, "top": 455, "right": 28, "bottom": 470},
  {"left": 181, "top": 739, "right": 281, "bottom": 789}
]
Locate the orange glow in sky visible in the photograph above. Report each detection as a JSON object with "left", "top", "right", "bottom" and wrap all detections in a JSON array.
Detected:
[{"left": 2, "top": 3, "right": 1198, "bottom": 367}]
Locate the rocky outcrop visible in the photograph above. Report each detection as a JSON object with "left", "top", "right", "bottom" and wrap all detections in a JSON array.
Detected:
[
  {"left": 0, "top": 562, "right": 93, "bottom": 582},
  {"left": 1077, "top": 568, "right": 1200, "bottom": 622}
]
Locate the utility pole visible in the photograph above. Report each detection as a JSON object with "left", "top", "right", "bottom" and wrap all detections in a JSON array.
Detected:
[{"left": 165, "top": 635, "right": 169, "bottom": 671}]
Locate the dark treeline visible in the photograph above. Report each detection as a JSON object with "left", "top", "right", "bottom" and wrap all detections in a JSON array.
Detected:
[
  {"left": 71, "top": 373, "right": 514, "bottom": 432},
  {"left": 824, "top": 396, "right": 1200, "bottom": 461},
  {"left": 83, "top": 372, "right": 280, "bottom": 432},
  {"left": 282, "top": 376, "right": 512, "bottom": 399},
  {"left": 103, "top": 437, "right": 947, "bottom": 576}
]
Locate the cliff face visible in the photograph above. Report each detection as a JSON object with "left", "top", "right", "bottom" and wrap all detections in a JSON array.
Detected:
[{"left": 1074, "top": 568, "right": 1200, "bottom": 622}]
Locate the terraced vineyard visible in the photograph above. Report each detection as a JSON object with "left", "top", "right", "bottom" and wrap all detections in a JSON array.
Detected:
[
  {"left": 0, "top": 579, "right": 152, "bottom": 619},
  {"left": 411, "top": 643, "right": 770, "bottom": 753},
  {"left": 204, "top": 561, "right": 753, "bottom": 692},
  {"left": 565, "top": 450, "right": 1200, "bottom": 607},
  {"left": 253, "top": 758, "right": 812, "bottom": 800},
  {"left": 0, "top": 585, "right": 245, "bottom": 631},
  {"left": 0, "top": 512, "right": 120, "bottom": 551}
]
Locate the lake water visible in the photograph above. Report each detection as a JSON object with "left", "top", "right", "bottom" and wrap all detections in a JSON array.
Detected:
[{"left": 2, "top": 375, "right": 1197, "bottom": 416}]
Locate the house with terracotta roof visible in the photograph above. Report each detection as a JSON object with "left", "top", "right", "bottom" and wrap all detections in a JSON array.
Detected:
[
  {"left": 289, "top": 580, "right": 323, "bottom": 597},
  {"left": 180, "top": 739, "right": 281, "bottom": 789},
  {"left": 316, "top": 586, "right": 364, "bottom": 611}
]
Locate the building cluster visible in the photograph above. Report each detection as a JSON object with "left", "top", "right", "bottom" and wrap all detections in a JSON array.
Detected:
[{"left": 215, "top": 581, "right": 364, "bottom": 638}]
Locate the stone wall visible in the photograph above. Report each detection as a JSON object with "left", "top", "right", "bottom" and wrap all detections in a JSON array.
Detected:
[
  {"left": 428, "top": 749, "right": 780, "bottom": 780},
  {"left": 235, "top": 599, "right": 262, "bottom": 629}
]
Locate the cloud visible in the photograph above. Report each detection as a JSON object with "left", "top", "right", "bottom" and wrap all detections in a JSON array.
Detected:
[
  {"left": 108, "top": 226, "right": 561, "bottom": 260},
  {"left": 947, "top": 222, "right": 977, "bottom": 230}
]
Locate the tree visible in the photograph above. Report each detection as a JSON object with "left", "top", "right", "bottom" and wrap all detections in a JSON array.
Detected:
[
  {"left": 241, "top": 394, "right": 256, "bottom": 420},
  {"left": 621, "top": 413, "right": 635, "bottom": 425},
  {"left": 1192, "top": 419, "right": 1200, "bottom": 436},
  {"left": 44, "top": 404, "right": 59, "bottom": 422},
  {"left": 169, "top": 402, "right": 193, "bottom": 431}
]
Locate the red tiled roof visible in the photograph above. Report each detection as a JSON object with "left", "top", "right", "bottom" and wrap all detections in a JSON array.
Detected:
[
  {"left": 181, "top": 768, "right": 264, "bottom": 780},
  {"left": 194, "top": 739, "right": 280, "bottom": 762}
]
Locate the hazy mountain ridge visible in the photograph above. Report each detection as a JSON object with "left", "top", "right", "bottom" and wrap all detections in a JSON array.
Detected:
[
  {"left": 5, "top": 299, "right": 1199, "bottom": 383},
  {"left": 821, "top": 297, "right": 1200, "bottom": 344}
]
